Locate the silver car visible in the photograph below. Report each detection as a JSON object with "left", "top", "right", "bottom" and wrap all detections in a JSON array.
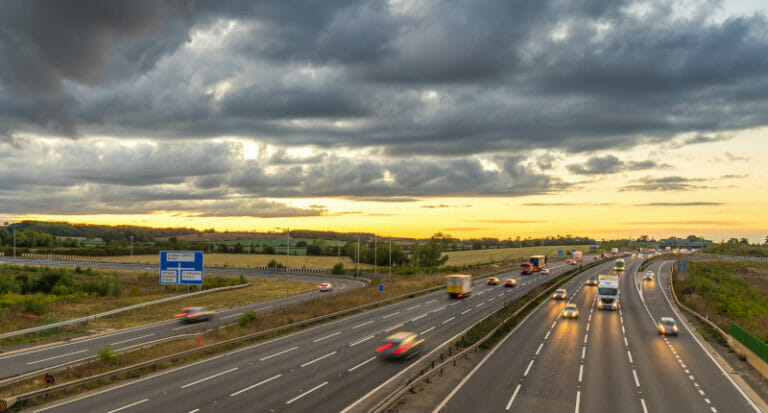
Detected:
[{"left": 643, "top": 271, "right": 654, "bottom": 281}]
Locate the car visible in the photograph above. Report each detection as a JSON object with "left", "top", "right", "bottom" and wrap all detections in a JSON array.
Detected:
[
  {"left": 503, "top": 278, "right": 517, "bottom": 288},
  {"left": 585, "top": 277, "right": 598, "bottom": 286},
  {"left": 658, "top": 317, "right": 679, "bottom": 336},
  {"left": 376, "top": 331, "right": 424, "bottom": 359},
  {"left": 643, "top": 271, "right": 654, "bottom": 281},
  {"left": 318, "top": 282, "right": 333, "bottom": 292},
  {"left": 487, "top": 277, "right": 499, "bottom": 285},
  {"left": 566, "top": 259, "right": 573, "bottom": 264},
  {"left": 562, "top": 303, "right": 579, "bottom": 318},
  {"left": 175, "top": 307, "right": 213, "bottom": 323},
  {"left": 541, "top": 268, "right": 550, "bottom": 274},
  {"left": 552, "top": 289, "right": 567, "bottom": 300}
]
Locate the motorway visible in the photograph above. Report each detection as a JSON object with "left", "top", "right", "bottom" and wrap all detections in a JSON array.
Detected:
[
  {"left": 0, "top": 257, "right": 365, "bottom": 380},
  {"left": 435, "top": 257, "right": 760, "bottom": 413},
  {"left": 30, "top": 259, "right": 593, "bottom": 413}
]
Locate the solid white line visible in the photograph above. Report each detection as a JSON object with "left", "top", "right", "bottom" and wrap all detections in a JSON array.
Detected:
[
  {"left": 535, "top": 342, "right": 544, "bottom": 355},
  {"left": 286, "top": 381, "right": 328, "bottom": 404},
  {"left": 229, "top": 374, "right": 282, "bottom": 397},
  {"left": 27, "top": 349, "right": 89, "bottom": 365},
  {"left": 110, "top": 333, "right": 155, "bottom": 346},
  {"left": 505, "top": 384, "right": 522, "bottom": 410},
  {"left": 312, "top": 331, "right": 341, "bottom": 342},
  {"left": 460, "top": 309, "right": 472, "bottom": 315},
  {"left": 579, "top": 364, "right": 584, "bottom": 382},
  {"left": 180, "top": 367, "right": 238, "bottom": 389},
  {"left": 352, "top": 320, "right": 374, "bottom": 329},
  {"left": 421, "top": 326, "right": 436, "bottom": 335},
  {"left": 348, "top": 356, "right": 377, "bottom": 372},
  {"left": 442, "top": 317, "right": 456, "bottom": 324},
  {"left": 220, "top": 312, "right": 244, "bottom": 320},
  {"left": 385, "top": 323, "right": 404, "bottom": 332},
  {"left": 382, "top": 311, "right": 400, "bottom": 319},
  {"left": 107, "top": 398, "right": 149, "bottom": 413},
  {"left": 575, "top": 390, "right": 581, "bottom": 413},
  {"left": 350, "top": 335, "right": 375, "bottom": 347},
  {"left": 410, "top": 313, "right": 428, "bottom": 322},
  {"left": 406, "top": 304, "right": 421, "bottom": 311},
  {"left": 633, "top": 369, "right": 640, "bottom": 387},
  {"left": 524, "top": 359, "right": 534, "bottom": 376},
  {"left": 259, "top": 346, "right": 299, "bottom": 361},
  {"left": 301, "top": 351, "right": 337, "bottom": 367}
]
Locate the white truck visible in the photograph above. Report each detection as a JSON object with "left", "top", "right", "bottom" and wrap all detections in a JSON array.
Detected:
[{"left": 597, "top": 274, "right": 619, "bottom": 310}]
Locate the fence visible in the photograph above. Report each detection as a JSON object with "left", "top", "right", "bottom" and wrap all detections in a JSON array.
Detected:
[{"left": 731, "top": 323, "right": 768, "bottom": 365}]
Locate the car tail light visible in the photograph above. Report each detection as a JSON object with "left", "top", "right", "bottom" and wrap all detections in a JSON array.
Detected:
[
  {"left": 457, "top": 294, "right": 463, "bottom": 298},
  {"left": 376, "top": 343, "right": 394, "bottom": 352},
  {"left": 187, "top": 313, "right": 199, "bottom": 317},
  {"left": 175, "top": 313, "right": 186, "bottom": 317},
  {"left": 393, "top": 344, "right": 412, "bottom": 355}
]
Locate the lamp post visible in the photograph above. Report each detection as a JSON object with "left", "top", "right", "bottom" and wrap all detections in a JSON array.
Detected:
[
  {"left": 275, "top": 227, "right": 290, "bottom": 316},
  {"left": 130, "top": 236, "right": 134, "bottom": 256}
]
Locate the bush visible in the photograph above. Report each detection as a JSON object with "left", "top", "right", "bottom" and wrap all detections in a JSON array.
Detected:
[
  {"left": 332, "top": 263, "right": 345, "bottom": 275},
  {"left": 267, "top": 259, "right": 284, "bottom": 269},
  {"left": 239, "top": 311, "right": 258, "bottom": 326},
  {"left": 98, "top": 345, "right": 117, "bottom": 364}
]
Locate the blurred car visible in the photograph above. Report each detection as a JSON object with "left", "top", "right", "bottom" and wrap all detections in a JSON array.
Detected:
[
  {"left": 643, "top": 271, "right": 654, "bottom": 281},
  {"left": 585, "top": 277, "right": 598, "bottom": 286},
  {"left": 552, "top": 289, "right": 567, "bottom": 300},
  {"left": 658, "top": 317, "right": 679, "bottom": 336},
  {"left": 503, "top": 278, "right": 517, "bottom": 288},
  {"left": 562, "top": 303, "right": 579, "bottom": 318},
  {"left": 376, "top": 331, "right": 424, "bottom": 359},
  {"left": 175, "top": 307, "right": 213, "bottom": 323},
  {"left": 566, "top": 259, "right": 573, "bottom": 264},
  {"left": 318, "top": 282, "right": 333, "bottom": 292},
  {"left": 541, "top": 268, "right": 550, "bottom": 274},
  {"left": 487, "top": 277, "right": 499, "bottom": 285},
  {"left": 594, "top": 256, "right": 599, "bottom": 260}
]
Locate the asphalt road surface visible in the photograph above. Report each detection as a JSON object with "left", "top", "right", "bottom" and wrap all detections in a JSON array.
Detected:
[
  {"left": 30, "top": 259, "right": 592, "bottom": 413},
  {"left": 0, "top": 257, "right": 365, "bottom": 380},
  {"left": 435, "top": 257, "right": 760, "bottom": 413}
]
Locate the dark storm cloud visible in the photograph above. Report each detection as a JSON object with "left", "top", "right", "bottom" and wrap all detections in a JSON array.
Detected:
[
  {"left": 0, "top": 0, "right": 767, "bottom": 156},
  {"left": 566, "top": 155, "right": 666, "bottom": 175}
]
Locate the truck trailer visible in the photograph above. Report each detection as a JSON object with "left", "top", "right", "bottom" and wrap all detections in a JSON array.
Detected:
[{"left": 597, "top": 274, "right": 619, "bottom": 310}]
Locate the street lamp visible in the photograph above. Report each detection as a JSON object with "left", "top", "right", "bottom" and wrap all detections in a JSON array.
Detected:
[{"left": 274, "top": 227, "right": 290, "bottom": 316}]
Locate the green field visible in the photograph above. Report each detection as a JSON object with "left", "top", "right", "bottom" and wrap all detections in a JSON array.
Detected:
[
  {"left": 443, "top": 245, "right": 593, "bottom": 266},
  {"left": 101, "top": 253, "right": 373, "bottom": 269}
]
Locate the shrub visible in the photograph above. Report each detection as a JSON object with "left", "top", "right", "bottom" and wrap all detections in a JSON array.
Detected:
[
  {"left": 98, "top": 345, "right": 117, "bottom": 364},
  {"left": 267, "top": 259, "right": 284, "bottom": 269},
  {"left": 239, "top": 311, "right": 258, "bottom": 327},
  {"left": 332, "top": 263, "right": 345, "bottom": 275}
]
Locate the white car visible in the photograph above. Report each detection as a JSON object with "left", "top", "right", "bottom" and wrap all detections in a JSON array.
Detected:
[
  {"left": 541, "top": 268, "right": 550, "bottom": 274},
  {"left": 643, "top": 271, "right": 654, "bottom": 281}
]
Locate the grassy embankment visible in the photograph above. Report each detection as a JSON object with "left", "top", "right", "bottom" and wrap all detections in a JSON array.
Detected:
[
  {"left": 0, "top": 264, "right": 315, "bottom": 348},
  {"left": 100, "top": 245, "right": 593, "bottom": 269},
  {"left": 674, "top": 260, "right": 768, "bottom": 342}
]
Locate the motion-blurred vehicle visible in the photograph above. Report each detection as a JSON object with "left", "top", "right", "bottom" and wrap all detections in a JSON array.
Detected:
[
  {"left": 446, "top": 274, "right": 472, "bottom": 298},
  {"left": 643, "top": 271, "right": 654, "bottom": 281},
  {"left": 552, "top": 289, "right": 567, "bottom": 300},
  {"left": 175, "top": 307, "right": 213, "bottom": 323},
  {"left": 530, "top": 255, "right": 547, "bottom": 272},
  {"left": 541, "top": 268, "right": 550, "bottom": 274},
  {"left": 520, "top": 262, "right": 534, "bottom": 275},
  {"left": 318, "top": 282, "right": 333, "bottom": 292},
  {"left": 658, "top": 317, "right": 679, "bottom": 336},
  {"left": 562, "top": 303, "right": 579, "bottom": 318},
  {"left": 585, "top": 277, "right": 598, "bottom": 286},
  {"left": 503, "top": 278, "right": 517, "bottom": 288},
  {"left": 376, "top": 331, "right": 424, "bottom": 359},
  {"left": 486, "top": 277, "right": 499, "bottom": 285}
]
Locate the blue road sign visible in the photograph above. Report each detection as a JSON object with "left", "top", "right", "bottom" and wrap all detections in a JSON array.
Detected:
[
  {"left": 378, "top": 284, "right": 384, "bottom": 292},
  {"left": 160, "top": 251, "right": 204, "bottom": 285},
  {"left": 557, "top": 250, "right": 563, "bottom": 255},
  {"left": 571, "top": 249, "right": 577, "bottom": 253}
]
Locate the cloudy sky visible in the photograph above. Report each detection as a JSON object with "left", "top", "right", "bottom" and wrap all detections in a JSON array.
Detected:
[{"left": 1, "top": 0, "right": 767, "bottom": 241}]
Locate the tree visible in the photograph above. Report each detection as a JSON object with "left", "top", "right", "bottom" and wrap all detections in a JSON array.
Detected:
[
  {"left": 765, "top": 234, "right": 768, "bottom": 245},
  {"left": 233, "top": 242, "right": 244, "bottom": 253},
  {"left": 296, "top": 240, "right": 308, "bottom": 247},
  {"left": 215, "top": 243, "right": 229, "bottom": 253},
  {"left": 264, "top": 245, "right": 276, "bottom": 254},
  {"left": 412, "top": 233, "right": 450, "bottom": 267}
]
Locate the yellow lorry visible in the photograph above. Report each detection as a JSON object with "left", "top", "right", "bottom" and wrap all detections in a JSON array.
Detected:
[{"left": 446, "top": 274, "right": 472, "bottom": 298}]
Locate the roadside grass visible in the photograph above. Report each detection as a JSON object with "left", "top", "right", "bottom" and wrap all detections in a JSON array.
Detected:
[
  {"left": 443, "top": 245, "right": 593, "bottom": 266},
  {"left": 675, "top": 260, "right": 768, "bottom": 342},
  {"left": 0, "top": 276, "right": 316, "bottom": 349},
  {"left": 99, "top": 253, "right": 371, "bottom": 269},
  {"left": 1, "top": 263, "right": 519, "bottom": 404}
]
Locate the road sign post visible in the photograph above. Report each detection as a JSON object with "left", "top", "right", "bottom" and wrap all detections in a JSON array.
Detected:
[{"left": 160, "top": 251, "right": 204, "bottom": 286}]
